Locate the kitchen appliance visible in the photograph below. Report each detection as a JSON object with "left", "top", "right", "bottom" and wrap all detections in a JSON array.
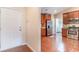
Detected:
[
  {"left": 46, "top": 20, "right": 52, "bottom": 36},
  {"left": 68, "top": 27, "right": 79, "bottom": 40}
]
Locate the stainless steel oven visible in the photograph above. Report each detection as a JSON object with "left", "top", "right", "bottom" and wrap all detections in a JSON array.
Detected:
[{"left": 68, "top": 28, "right": 79, "bottom": 40}]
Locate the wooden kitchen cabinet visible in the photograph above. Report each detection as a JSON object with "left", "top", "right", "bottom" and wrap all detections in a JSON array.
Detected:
[
  {"left": 63, "top": 10, "right": 79, "bottom": 25},
  {"left": 63, "top": 13, "right": 69, "bottom": 24},
  {"left": 62, "top": 28, "right": 68, "bottom": 37},
  {"left": 62, "top": 10, "right": 79, "bottom": 38},
  {"left": 41, "top": 14, "right": 47, "bottom": 36},
  {"left": 73, "top": 11, "right": 79, "bottom": 18},
  {"left": 69, "top": 12, "right": 74, "bottom": 19},
  {"left": 67, "top": 11, "right": 79, "bottom": 20},
  {"left": 41, "top": 14, "right": 46, "bottom": 27},
  {"left": 41, "top": 13, "right": 51, "bottom": 36}
]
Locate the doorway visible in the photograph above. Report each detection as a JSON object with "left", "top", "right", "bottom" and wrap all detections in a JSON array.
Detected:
[
  {"left": 54, "top": 14, "right": 63, "bottom": 38},
  {"left": 56, "top": 17, "right": 63, "bottom": 33}
]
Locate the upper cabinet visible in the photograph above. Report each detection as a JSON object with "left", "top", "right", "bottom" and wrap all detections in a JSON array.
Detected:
[
  {"left": 73, "top": 11, "right": 79, "bottom": 18},
  {"left": 41, "top": 14, "right": 46, "bottom": 27},
  {"left": 69, "top": 12, "right": 74, "bottom": 19},
  {"left": 63, "top": 13, "right": 69, "bottom": 24},
  {"left": 63, "top": 10, "right": 79, "bottom": 24}
]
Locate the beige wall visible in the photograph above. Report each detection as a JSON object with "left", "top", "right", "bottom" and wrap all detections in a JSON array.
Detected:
[
  {"left": 51, "top": 14, "right": 55, "bottom": 34},
  {"left": 23, "top": 7, "right": 41, "bottom": 52}
]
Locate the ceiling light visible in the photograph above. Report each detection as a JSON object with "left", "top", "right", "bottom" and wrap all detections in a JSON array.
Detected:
[{"left": 54, "top": 10, "right": 57, "bottom": 13}]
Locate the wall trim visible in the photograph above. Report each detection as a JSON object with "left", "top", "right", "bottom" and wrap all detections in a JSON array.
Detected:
[
  {"left": 0, "top": 43, "right": 23, "bottom": 51},
  {"left": 0, "top": 43, "right": 35, "bottom": 52}
]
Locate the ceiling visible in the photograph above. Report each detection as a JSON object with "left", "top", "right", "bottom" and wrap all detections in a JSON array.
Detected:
[{"left": 41, "top": 7, "right": 71, "bottom": 15}]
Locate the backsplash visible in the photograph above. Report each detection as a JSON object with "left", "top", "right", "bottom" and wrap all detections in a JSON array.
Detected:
[{"left": 63, "top": 24, "right": 79, "bottom": 28}]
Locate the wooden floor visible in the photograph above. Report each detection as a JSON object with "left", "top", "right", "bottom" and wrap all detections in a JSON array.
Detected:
[
  {"left": 42, "top": 33, "right": 79, "bottom": 52},
  {"left": 1, "top": 33, "right": 79, "bottom": 52},
  {"left": 1, "top": 45, "right": 33, "bottom": 52}
]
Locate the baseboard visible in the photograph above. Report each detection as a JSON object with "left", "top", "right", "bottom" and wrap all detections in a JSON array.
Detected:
[
  {"left": 0, "top": 43, "right": 36, "bottom": 52},
  {"left": 0, "top": 43, "right": 24, "bottom": 51}
]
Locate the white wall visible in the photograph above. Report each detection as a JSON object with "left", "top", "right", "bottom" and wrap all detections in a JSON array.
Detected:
[
  {"left": 23, "top": 7, "right": 41, "bottom": 52},
  {"left": 51, "top": 14, "right": 55, "bottom": 35},
  {"left": 0, "top": 7, "right": 41, "bottom": 51}
]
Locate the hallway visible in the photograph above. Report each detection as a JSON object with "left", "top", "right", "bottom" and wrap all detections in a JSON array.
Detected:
[{"left": 42, "top": 33, "right": 79, "bottom": 52}]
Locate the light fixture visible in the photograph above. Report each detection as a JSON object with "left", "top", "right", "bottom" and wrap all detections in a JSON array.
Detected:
[{"left": 54, "top": 9, "right": 57, "bottom": 14}]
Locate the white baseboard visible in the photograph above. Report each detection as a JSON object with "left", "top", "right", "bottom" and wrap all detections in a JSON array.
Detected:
[
  {"left": 0, "top": 43, "right": 23, "bottom": 51},
  {"left": 0, "top": 43, "right": 35, "bottom": 52}
]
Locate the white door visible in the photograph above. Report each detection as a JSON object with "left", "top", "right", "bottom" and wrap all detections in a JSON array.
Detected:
[{"left": 1, "top": 8, "right": 22, "bottom": 50}]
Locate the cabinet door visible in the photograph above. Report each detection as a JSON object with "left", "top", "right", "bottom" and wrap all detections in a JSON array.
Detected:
[
  {"left": 69, "top": 12, "right": 74, "bottom": 19},
  {"left": 63, "top": 13, "right": 69, "bottom": 24},
  {"left": 41, "top": 14, "right": 46, "bottom": 27},
  {"left": 73, "top": 11, "right": 79, "bottom": 18},
  {"left": 41, "top": 14, "right": 47, "bottom": 36},
  {"left": 41, "top": 14, "right": 45, "bottom": 26},
  {"left": 62, "top": 29, "right": 67, "bottom": 37}
]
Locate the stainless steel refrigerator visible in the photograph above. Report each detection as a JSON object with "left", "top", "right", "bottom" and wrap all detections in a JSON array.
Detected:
[{"left": 46, "top": 20, "right": 52, "bottom": 36}]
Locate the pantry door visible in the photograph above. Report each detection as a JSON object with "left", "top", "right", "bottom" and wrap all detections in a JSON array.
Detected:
[{"left": 1, "top": 8, "right": 22, "bottom": 50}]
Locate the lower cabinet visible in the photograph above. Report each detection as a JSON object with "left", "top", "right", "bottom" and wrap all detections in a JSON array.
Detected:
[{"left": 62, "top": 28, "right": 68, "bottom": 37}]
